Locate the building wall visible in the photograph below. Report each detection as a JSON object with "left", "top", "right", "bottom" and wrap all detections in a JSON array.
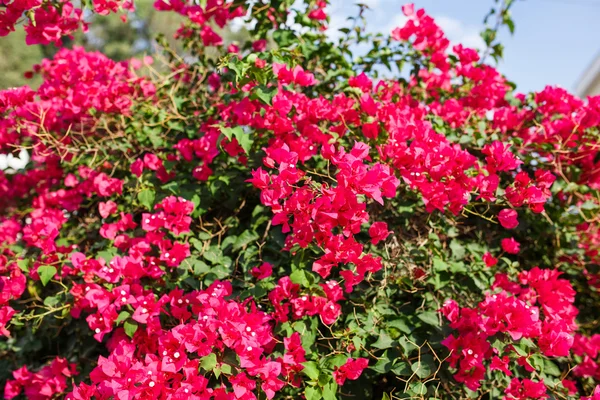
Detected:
[
  {"left": 575, "top": 53, "right": 600, "bottom": 98},
  {"left": 580, "top": 75, "right": 600, "bottom": 97}
]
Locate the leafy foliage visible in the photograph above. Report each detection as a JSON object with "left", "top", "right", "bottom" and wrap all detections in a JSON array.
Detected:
[{"left": 1, "top": 1, "right": 600, "bottom": 400}]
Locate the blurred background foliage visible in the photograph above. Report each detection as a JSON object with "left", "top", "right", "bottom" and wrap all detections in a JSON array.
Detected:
[{"left": 0, "top": 0, "right": 250, "bottom": 89}]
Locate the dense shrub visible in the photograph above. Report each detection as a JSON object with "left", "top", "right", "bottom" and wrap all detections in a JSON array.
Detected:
[{"left": 1, "top": 1, "right": 600, "bottom": 399}]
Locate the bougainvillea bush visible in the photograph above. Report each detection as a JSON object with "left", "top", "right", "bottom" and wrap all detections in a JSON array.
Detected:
[{"left": 2, "top": 0, "right": 600, "bottom": 399}]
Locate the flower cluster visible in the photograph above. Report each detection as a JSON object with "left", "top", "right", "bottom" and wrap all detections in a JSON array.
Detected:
[
  {"left": 68, "top": 282, "right": 303, "bottom": 400},
  {"left": 1, "top": 1, "right": 600, "bottom": 400},
  {"left": 0, "top": 47, "right": 154, "bottom": 152},
  {"left": 5, "top": 357, "right": 77, "bottom": 400},
  {"left": 154, "top": 0, "right": 245, "bottom": 46},
  {"left": 441, "top": 268, "right": 577, "bottom": 394},
  {"left": 0, "top": 0, "right": 133, "bottom": 45}
]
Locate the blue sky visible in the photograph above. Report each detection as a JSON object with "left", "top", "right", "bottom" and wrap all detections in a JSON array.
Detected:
[{"left": 325, "top": 0, "right": 600, "bottom": 96}]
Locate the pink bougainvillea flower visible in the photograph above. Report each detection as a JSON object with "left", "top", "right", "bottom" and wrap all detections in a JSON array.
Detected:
[
  {"left": 0, "top": 306, "right": 16, "bottom": 337},
  {"left": 498, "top": 209, "right": 519, "bottom": 229},
  {"left": 501, "top": 237, "right": 521, "bottom": 254},
  {"left": 504, "top": 378, "right": 547, "bottom": 399},
  {"left": 368, "top": 221, "right": 391, "bottom": 245},
  {"left": 482, "top": 252, "right": 498, "bottom": 267},
  {"left": 98, "top": 201, "right": 118, "bottom": 219},
  {"left": 251, "top": 262, "right": 273, "bottom": 280},
  {"left": 333, "top": 358, "right": 369, "bottom": 385}
]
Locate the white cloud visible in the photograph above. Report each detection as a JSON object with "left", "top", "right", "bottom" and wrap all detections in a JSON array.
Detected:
[
  {"left": 324, "top": 0, "right": 389, "bottom": 40},
  {"left": 434, "top": 15, "right": 485, "bottom": 50},
  {"left": 435, "top": 16, "right": 462, "bottom": 36},
  {"left": 231, "top": 0, "right": 386, "bottom": 42},
  {"left": 230, "top": 2, "right": 484, "bottom": 54},
  {"left": 460, "top": 32, "right": 486, "bottom": 50},
  {"left": 383, "top": 13, "right": 408, "bottom": 35},
  {"left": 324, "top": 9, "right": 350, "bottom": 41}
]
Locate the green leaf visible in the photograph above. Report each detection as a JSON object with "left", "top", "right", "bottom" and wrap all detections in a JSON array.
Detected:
[
  {"left": 398, "top": 336, "right": 418, "bottom": 355},
  {"left": 203, "top": 247, "right": 221, "bottom": 264},
  {"left": 197, "top": 232, "right": 212, "bottom": 240},
  {"left": 138, "top": 189, "right": 155, "bottom": 210},
  {"left": 372, "top": 332, "right": 395, "bottom": 349},
  {"left": 43, "top": 296, "right": 60, "bottom": 307},
  {"left": 581, "top": 200, "right": 598, "bottom": 210},
  {"left": 408, "top": 382, "right": 427, "bottom": 396},
  {"left": 543, "top": 359, "right": 561, "bottom": 377},
  {"left": 512, "top": 344, "right": 528, "bottom": 357},
  {"left": 301, "top": 361, "right": 320, "bottom": 380},
  {"left": 326, "top": 354, "right": 349, "bottom": 369},
  {"left": 371, "top": 352, "right": 392, "bottom": 373},
  {"left": 116, "top": 311, "right": 131, "bottom": 324},
  {"left": 98, "top": 248, "right": 117, "bottom": 264},
  {"left": 233, "top": 230, "right": 259, "bottom": 251},
  {"left": 190, "top": 194, "right": 201, "bottom": 211},
  {"left": 273, "top": 29, "right": 297, "bottom": 47},
  {"left": 530, "top": 354, "right": 545, "bottom": 372},
  {"left": 254, "top": 86, "right": 277, "bottom": 105},
  {"left": 220, "top": 363, "right": 232, "bottom": 375},
  {"left": 450, "top": 240, "right": 465, "bottom": 260},
  {"left": 226, "top": 57, "right": 248, "bottom": 83},
  {"left": 192, "top": 259, "right": 211, "bottom": 275},
  {"left": 220, "top": 126, "right": 241, "bottom": 141},
  {"left": 388, "top": 318, "right": 412, "bottom": 334},
  {"left": 38, "top": 265, "right": 57, "bottom": 286},
  {"left": 322, "top": 383, "right": 337, "bottom": 400},
  {"left": 449, "top": 262, "right": 467, "bottom": 274},
  {"left": 391, "top": 361, "right": 411, "bottom": 376},
  {"left": 200, "top": 353, "right": 217, "bottom": 371},
  {"left": 565, "top": 182, "right": 579, "bottom": 193},
  {"left": 294, "top": 319, "right": 318, "bottom": 349},
  {"left": 161, "top": 181, "right": 179, "bottom": 194},
  {"left": 124, "top": 320, "right": 138, "bottom": 338},
  {"left": 428, "top": 271, "right": 450, "bottom": 290},
  {"left": 17, "top": 259, "right": 29, "bottom": 273},
  {"left": 432, "top": 257, "right": 448, "bottom": 272},
  {"left": 417, "top": 311, "right": 439, "bottom": 327},
  {"left": 490, "top": 337, "right": 506, "bottom": 352},
  {"left": 290, "top": 269, "right": 310, "bottom": 287},
  {"left": 190, "top": 238, "right": 204, "bottom": 251},
  {"left": 505, "top": 17, "right": 515, "bottom": 34},
  {"left": 305, "top": 387, "right": 321, "bottom": 400},
  {"left": 173, "top": 96, "right": 187, "bottom": 109},
  {"left": 143, "top": 126, "right": 164, "bottom": 147},
  {"left": 411, "top": 354, "right": 434, "bottom": 379},
  {"left": 220, "top": 126, "right": 253, "bottom": 154},
  {"left": 520, "top": 338, "right": 536, "bottom": 349},
  {"left": 167, "top": 120, "right": 185, "bottom": 132},
  {"left": 318, "top": 372, "right": 331, "bottom": 388},
  {"left": 236, "top": 132, "right": 253, "bottom": 155}
]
